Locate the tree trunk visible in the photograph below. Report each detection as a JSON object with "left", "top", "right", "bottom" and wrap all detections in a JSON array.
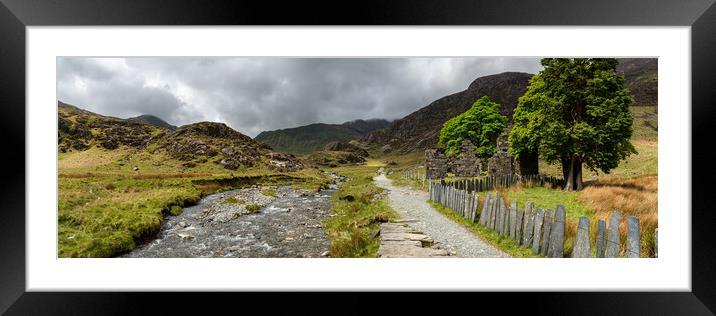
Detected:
[
  {"left": 561, "top": 157, "right": 570, "bottom": 184},
  {"left": 564, "top": 156, "right": 584, "bottom": 191}
]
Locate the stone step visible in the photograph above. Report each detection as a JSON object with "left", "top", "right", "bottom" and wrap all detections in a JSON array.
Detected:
[{"left": 377, "top": 222, "right": 450, "bottom": 258}]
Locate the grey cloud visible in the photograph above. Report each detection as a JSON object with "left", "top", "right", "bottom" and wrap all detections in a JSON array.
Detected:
[{"left": 57, "top": 57, "right": 542, "bottom": 137}]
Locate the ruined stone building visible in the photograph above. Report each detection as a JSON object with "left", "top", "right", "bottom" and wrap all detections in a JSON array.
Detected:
[
  {"left": 425, "top": 148, "right": 448, "bottom": 179},
  {"left": 487, "top": 129, "right": 515, "bottom": 178},
  {"left": 425, "top": 126, "right": 539, "bottom": 179},
  {"left": 487, "top": 125, "right": 539, "bottom": 177},
  {"left": 453, "top": 139, "right": 481, "bottom": 177}
]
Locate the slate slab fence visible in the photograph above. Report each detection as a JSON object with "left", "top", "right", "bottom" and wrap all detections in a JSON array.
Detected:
[
  {"left": 432, "top": 174, "right": 564, "bottom": 193},
  {"left": 428, "top": 181, "right": 649, "bottom": 258},
  {"left": 400, "top": 166, "right": 426, "bottom": 182}
]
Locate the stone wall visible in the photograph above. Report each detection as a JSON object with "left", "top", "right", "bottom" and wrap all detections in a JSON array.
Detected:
[
  {"left": 427, "top": 125, "right": 539, "bottom": 179},
  {"left": 453, "top": 139, "right": 481, "bottom": 177},
  {"left": 487, "top": 128, "right": 515, "bottom": 178},
  {"left": 425, "top": 148, "right": 448, "bottom": 179}
]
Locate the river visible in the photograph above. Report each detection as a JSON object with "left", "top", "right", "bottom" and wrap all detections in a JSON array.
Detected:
[{"left": 122, "top": 178, "right": 342, "bottom": 258}]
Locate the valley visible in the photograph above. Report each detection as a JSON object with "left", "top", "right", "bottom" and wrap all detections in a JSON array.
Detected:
[{"left": 57, "top": 58, "right": 658, "bottom": 258}]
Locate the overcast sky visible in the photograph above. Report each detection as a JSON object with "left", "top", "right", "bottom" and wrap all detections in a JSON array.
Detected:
[{"left": 57, "top": 57, "right": 542, "bottom": 137}]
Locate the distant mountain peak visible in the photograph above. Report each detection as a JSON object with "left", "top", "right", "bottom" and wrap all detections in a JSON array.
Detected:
[{"left": 127, "top": 114, "right": 177, "bottom": 130}]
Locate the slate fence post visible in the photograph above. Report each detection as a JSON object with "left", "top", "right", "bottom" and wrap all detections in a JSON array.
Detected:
[
  {"left": 572, "top": 216, "right": 591, "bottom": 258},
  {"left": 532, "top": 208, "right": 544, "bottom": 254},
  {"left": 605, "top": 211, "right": 621, "bottom": 258},
  {"left": 540, "top": 209, "right": 552, "bottom": 257},
  {"left": 626, "top": 216, "right": 640, "bottom": 258},
  {"left": 547, "top": 205, "right": 566, "bottom": 258},
  {"left": 596, "top": 219, "right": 607, "bottom": 258}
]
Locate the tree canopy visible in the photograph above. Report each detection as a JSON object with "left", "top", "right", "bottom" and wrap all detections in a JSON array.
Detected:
[
  {"left": 509, "top": 58, "right": 636, "bottom": 191},
  {"left": 438, "top": 96, "right": 507, "bottom": 158}
]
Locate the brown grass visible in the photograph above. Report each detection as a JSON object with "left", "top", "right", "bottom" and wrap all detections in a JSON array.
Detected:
[{"left": 579, "top": 174, "right": 658, "bottom": 257}]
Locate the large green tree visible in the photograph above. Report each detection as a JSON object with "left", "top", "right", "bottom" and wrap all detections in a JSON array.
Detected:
[
  {"left": 438, "top": 96, "right": 507, "bottom": 158},
  {"left": 509, "top": 58, "right": 636, "bottom": 191}
]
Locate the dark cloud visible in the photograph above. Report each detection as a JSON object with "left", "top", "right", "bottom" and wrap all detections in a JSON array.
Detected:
[{"left": 57, "top": 57, "right": 542, "bottom": 137}]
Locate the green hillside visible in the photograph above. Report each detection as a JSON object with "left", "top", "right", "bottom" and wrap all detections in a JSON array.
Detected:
[{"left": 255, "top": 119, "right": 390, "bottom": 155}]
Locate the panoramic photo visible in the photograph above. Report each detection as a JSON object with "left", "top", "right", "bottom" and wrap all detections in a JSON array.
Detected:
[{"left": 56, "top": 57, "right": 658, "bottom": 258}]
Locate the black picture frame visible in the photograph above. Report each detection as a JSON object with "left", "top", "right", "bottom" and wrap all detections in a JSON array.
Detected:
[{"left": 1, "top": 0, "right": 714, "bottom": 314}]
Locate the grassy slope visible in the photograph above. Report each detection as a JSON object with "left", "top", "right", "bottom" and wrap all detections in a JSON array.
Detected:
[
  {"left": 58, "top": 147, "right": 331, "bottom": 258},
  {"left": 322, "top": 163, "right": 398, "bottom": 257}
]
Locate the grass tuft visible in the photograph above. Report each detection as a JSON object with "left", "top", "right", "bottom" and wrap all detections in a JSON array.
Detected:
[
  {"left": 223, "top": 196, "right": 245, "bottom": 205},
  {"left": 245, "top": 204, "right": 262, "bottom": 213},
  {"left": 260, "top": 187, "right": 278, "bottom": 197}
]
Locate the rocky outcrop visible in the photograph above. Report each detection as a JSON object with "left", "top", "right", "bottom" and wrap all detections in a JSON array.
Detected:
[
  {"left": 306, "top": 150, "right": 366, "bottom": 168},
  {"left": 58, "top": 101, "right": 158, "bottom": 152},
  {"left": 267, "top": 151, "right": 303, "bottom": 172},
  {"left": 157, "top": 122, "right": 267, "bottom": 170},
  {"left": 323, "top": 141, "right": 369, "bottom": 157}
]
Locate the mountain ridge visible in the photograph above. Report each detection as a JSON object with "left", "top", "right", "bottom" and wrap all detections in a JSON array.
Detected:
[
  {"left": 254, "top": 118, "right": 391, "bottom": 155},
  {"left": 127, "top": 114, "right": 177, "bottom": 130}
]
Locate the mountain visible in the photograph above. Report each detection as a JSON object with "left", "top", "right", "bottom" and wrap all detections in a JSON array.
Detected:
[
  {"left": 341, "top": 119, "right": 392, "bottom": 134},
  {"left": 362, "top": 59, "right": 658, "bottom": 154},
  {"left": 58, "top": 101, "right": 301, "bottom": 171},
  {"left": 362, "top": 72, "right": 533, "bottom": 154},
  {"left": 254, "top": 119, "right": 391, "bottom": 155},
  {"left": 127, "top": 114, "right": 177, "bottom": 130},
  {"left": 616, "top": 58, "right": 657, "bottom": 107}
]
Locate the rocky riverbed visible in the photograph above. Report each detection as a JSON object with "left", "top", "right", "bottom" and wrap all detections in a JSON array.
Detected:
[{"left": 123, "top": 175, "right": 346, "bottom": 258}]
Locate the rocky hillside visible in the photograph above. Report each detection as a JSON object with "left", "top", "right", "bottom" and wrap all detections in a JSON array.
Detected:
[
  {"left": 254, "top": 119, "right": 390, "bottom": 155},
  {"left": 58, "top": 101, "right": 301, "bottom": 172},
  {"left": 617, "top": 58, "right": 657, "bottom": 107},
  {"left": 58, "top": 101, "right": 159, "bottom": 152},
  {"left": 341, "top": 119, "right": 392, "bottom": 135},
  {"left": 362, "top": 72, "right": 532, "bottom": 154},
  {"left": 127, "top": 114, "right": 177, "bottom": 130}
]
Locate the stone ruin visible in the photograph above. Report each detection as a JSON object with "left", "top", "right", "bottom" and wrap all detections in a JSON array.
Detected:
[
  {"left": 453, "top": 139, "right": 481, "bottom": 177},
  {"left": 425, "top": 148, "right": 448, "bottom": 179},
  {"left": 487, "top": 127, "right": 516, "bottom": 178},
  {"left": 426, "top": 126, "right": 538, "bottom": 179}
]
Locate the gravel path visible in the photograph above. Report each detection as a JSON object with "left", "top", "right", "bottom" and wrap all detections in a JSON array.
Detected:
[{"left": 375, "top": 173, "right": 510, "bottom": 258}]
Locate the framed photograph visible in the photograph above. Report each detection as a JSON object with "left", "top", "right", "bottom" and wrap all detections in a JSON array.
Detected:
[{"left": 2, "top": 0, "right": 715, "bottom": 314}]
